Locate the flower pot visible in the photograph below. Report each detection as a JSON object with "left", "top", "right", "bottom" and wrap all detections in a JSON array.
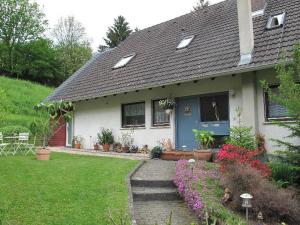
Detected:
[
  {"left": 121, "top": 146, "right": 129, "bottom": 153},
  {"left": 194, "top": 150, "right": 212, "bottom": 161},
  {"left": 75, "top": 143, "right": 81, "bottom": 149},
  {"left": 36, "top": 148, "right": 51, "bottom": 161},
  {"left": 94, "top": 144, "right": 99, "bottom": 150},
  {"left": 102, "top": 144, "right": 110, "bottom": 152},
  {"left": 165, "top": 109, "right": 173, "bottom": 114}
]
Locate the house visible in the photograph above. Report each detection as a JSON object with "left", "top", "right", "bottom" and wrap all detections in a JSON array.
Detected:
[{"left": 47, "top": 0, "right": 300, "bottom": 152}]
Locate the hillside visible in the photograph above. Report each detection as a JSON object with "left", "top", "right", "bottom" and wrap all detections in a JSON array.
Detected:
[{"left": 0, "top": 76, "right": 53, "bottom": 128}]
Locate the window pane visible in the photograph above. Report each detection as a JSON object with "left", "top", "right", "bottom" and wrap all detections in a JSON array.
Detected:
[
  {"left": 122, "top": 102, "right": 145, "bottom": 127},
  {"left": 153, "top": 100, "right": 170, "bottom": 126},
  {"left": 200, "top": 94, "right": 229, "bottom": 122},
  {"left": 266, "top": 87, "right": 289, "bottom": 119}
]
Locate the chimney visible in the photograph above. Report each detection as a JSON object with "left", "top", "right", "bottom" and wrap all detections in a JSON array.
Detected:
[
  {"left": 251, "top": 0, "right": 266, "bottom": 12},
  {"left": 237, "top": 0, "right": 254, "bottom": 65}
]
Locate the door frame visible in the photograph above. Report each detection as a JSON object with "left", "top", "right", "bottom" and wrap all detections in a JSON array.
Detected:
[
  {"left": 66, "top": 113, "right": 74, "bottom": 147},
  {"left": 175, "top": 91, "right": 230, "bottom": 150}
]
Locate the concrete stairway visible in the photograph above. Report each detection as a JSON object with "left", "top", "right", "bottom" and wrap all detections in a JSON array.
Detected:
[{"left": 130, "top": 160, "right": 198, "bottom": 225}]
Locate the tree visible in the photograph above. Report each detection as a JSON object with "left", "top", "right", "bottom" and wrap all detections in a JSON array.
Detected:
[
  {"left": 15, "top": 38, "right": 63, "bottom": 86},
  {"left": 51, "top": 16, "right": 92, "bottom": 82},
  {"left": 262, "top": 44, "right": 300, "bottom": 167},
  {"left": 193, "top": 0, "right": 210, "bottom": 11},
  {"left": 0, "top": 0, "right": 47, "bottom": 75},
  {"left": 104, "top": 16, "right": 132, "bottom": 48}
]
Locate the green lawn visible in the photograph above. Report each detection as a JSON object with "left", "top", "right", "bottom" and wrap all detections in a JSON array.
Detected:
[{"left": 0, "top": 153, "right": 139, "bottom": 225}]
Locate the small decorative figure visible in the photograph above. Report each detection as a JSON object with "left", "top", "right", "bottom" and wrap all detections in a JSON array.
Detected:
[
  {"left": 162, "top": 138, "right": 173, "bottom": 151},
  {"left": 221, "top": 187, "right": 231, "bottom": 205}
]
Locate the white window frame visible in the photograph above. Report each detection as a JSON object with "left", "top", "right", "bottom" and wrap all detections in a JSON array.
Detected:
[
  {"left": 176, "top": 35, "right": 195, "bottom": 50},
  {"left": 113, "top": 54, "right": 136, "bottom": 69}
]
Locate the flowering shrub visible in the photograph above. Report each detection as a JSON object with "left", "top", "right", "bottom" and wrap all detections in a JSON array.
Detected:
[
  {"left": 173, "top": 160, "right": 203, "bottom": 215},
  {"left": 173, "top": 160, "right": 221, "bottom": 217},
  {"left": 217, "top": 144, "right": 271, "bottom": 177}
]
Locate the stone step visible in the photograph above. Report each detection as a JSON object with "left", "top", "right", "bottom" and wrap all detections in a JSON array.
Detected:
[
  {"left": 131, "top": 179, "right": 175, "bottom": 187},
  {"left": 132, "top": 186, "right": 180, "bottom": 201},
  {"left": 133, "top": 200, "right": 198, "bottom": 225}
]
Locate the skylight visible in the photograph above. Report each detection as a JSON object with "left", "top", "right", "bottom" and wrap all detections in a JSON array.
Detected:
[
  {"left": 113, "top": 54, "right": 135, "bottom": 69},
  {"left": 176, "top": 35, "right": 195, "bottom": 49},
  {"left": 266, "top": 13, "right": 286, "bottom": 30}
]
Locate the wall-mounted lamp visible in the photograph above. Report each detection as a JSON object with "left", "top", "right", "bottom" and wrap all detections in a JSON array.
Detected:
[{"left": 229, "top": 89, "right": 236, "bottom": 97}]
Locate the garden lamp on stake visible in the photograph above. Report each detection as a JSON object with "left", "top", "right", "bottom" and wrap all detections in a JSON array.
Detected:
[
  {"left": 240, "top": 193, "right": 253, "bottom": 221},
  {"left": 188, "top": 159, "right": 195, "bottom": 173}
]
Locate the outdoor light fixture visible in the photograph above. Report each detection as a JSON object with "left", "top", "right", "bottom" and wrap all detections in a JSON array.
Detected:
[
  {"left": 240, "top": 193, "right": 253, "bottom": 221},
  {"left": 188, "top": 158, "right": 196, "bottom": 173}
]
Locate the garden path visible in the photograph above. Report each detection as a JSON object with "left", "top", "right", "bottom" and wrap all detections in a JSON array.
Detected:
[
  {"left": 49, "top": 147, "right": 150, "bottom": 160},
  {"left": 131, "top": 160, "right": 198, "bottom": 225}
]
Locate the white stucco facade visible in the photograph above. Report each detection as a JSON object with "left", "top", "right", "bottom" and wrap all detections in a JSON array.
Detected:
[{"left": 71, "top": 69, "right": 299, "bottom": 152}]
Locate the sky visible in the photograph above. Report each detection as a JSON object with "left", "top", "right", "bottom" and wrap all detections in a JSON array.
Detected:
[{"left": 37, "top": 0, "right": 225, "bottom": 51}]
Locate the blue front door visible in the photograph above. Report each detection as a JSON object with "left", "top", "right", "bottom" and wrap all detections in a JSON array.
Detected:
[
  {"left": 176, "top": 93, "right": 230, "bottom": 150},
  {"left": 176, "top": 97, "right": 199, "bottom": 150}
]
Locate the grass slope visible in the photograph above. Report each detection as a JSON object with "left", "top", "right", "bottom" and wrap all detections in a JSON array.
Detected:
[
  {"left": 0, "top": 153, "right": 139, "bottom": 225},
  {"left": 0, "top": 76, "right": 53, "bottom": 128}
]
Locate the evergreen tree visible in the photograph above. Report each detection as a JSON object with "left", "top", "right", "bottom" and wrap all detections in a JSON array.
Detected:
[
  {"left": 104, "top": 16, "right": 132, "bottom": 48},
  {"left": 193, "top": 0, "right": 210, "bottom": 11},
  {"left": 262, "top": 44, "right": 300, "bottom": 167}
]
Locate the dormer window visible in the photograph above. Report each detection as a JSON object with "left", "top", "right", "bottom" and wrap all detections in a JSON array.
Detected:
[
  {"left": 113, "top": 54, "right": 135, "bottom": 69},
  {"left": 266, "top": 13, "right": 286, "bottom": 30},
  {"left": 176, "top": 35, "right": 195, "bottom": 49}
]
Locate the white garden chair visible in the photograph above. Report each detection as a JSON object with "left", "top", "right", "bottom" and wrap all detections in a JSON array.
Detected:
[
  {"left": 14, "top": 133, "right": 30, "bottom": 155},
  {"left": 0, "top": 132, "right": 10, "bottom": 156}
]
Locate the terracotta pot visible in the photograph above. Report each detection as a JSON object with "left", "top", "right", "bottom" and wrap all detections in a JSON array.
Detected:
[
  {"left": 75, "top": 143, "right": 81, "bottom": 149},
  {"left": 121, "top": 146, "right": 129, "bottom": 153},
  {"left": 36, "top": 148, "right": 51, "bottom": 161},
  {"left": 194, "top": 150, "right": 213, "bottom": 161},
  {"left": 102, "top": 144, "right": 110, "bottom": 152},
  {"left": 94, "top": 144, "right": 99, "bottom": 150}
]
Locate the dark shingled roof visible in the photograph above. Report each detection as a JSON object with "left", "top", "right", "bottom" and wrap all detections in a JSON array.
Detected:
[{"left": 47, "top": 0, "right": 300, "bottom": 102}]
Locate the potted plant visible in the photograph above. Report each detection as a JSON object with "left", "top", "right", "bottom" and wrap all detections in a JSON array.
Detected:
[
  {"left": 94, "top": 143, "right": 100, "bottom": 150},
  {"left": 119, "top": 131, "right": 133, "bottom": 153},
  {"left": 74, "top": 135, "right": 84, "bottom": 149},
  {"left": 113, "top": 142, "right": 122, "bottom": 152},
  {"left": 159, "top": 98, "right": 176, "bottom": 114},
  {"left": 192, "top": 129, "right": 214, "bottom": 161},
  {"left": 130, "top": 145, "right": 139, "bottom": 153},
  {"left": 151, "top": 146, "right": 163, "bottom": 158},
  {"left": 33, "top": 101, "right": 73, "bottom": 161},
  {"left": 97, "top": 128, "right": 114, "bottom": 152}
]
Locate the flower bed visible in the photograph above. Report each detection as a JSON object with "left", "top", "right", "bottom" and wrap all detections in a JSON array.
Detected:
[{"left": 173, "top": 160, "right": 245, "bottom": 224}]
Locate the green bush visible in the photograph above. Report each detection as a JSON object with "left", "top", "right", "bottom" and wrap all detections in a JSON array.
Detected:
[
  {"left": 0, "top": 125, "right": 30, "bottom": 136},
  {"left": 225, "top": 126, "right": 256, "bottom": 150},
  {"left": 269, "top": 162, "right": 300, "bottom": 187}
]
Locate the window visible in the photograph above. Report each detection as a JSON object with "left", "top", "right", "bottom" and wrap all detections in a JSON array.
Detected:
[
  {"left": 113, "top": 54, "right": 135, "bottom": 69},
  {"left": 152, "top": 100, "right": 170, "bottom": 126},
  {"left": 265, "top": 86, "right": 290, "bottom": 120},
  {"left": 176, "top": 35, "right": 195, "bottom": 49},
  {"left": 122, "top": 102, "right": 145, "bottom": 127},
  {"left": 200, "top": 94, "right": 229, "bottom": 122},
  {"left": 266, "top": 13, "right": 286, "bottom": 30}
]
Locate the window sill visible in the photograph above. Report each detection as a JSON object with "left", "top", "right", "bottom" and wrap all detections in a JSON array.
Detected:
[
  {"left": 263, "top": 120, "right": 296, "bottom": 125},
  {"left": 120, "top": 127, "right": 146, "bottom": 130},
  {"left": 150, "top": 126, "right": 171, "bottom": 129}
]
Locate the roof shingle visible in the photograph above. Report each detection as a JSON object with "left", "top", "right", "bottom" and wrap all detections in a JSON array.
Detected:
[{"left": 47, "top": 0, "right": 300, "bottom": 102}]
